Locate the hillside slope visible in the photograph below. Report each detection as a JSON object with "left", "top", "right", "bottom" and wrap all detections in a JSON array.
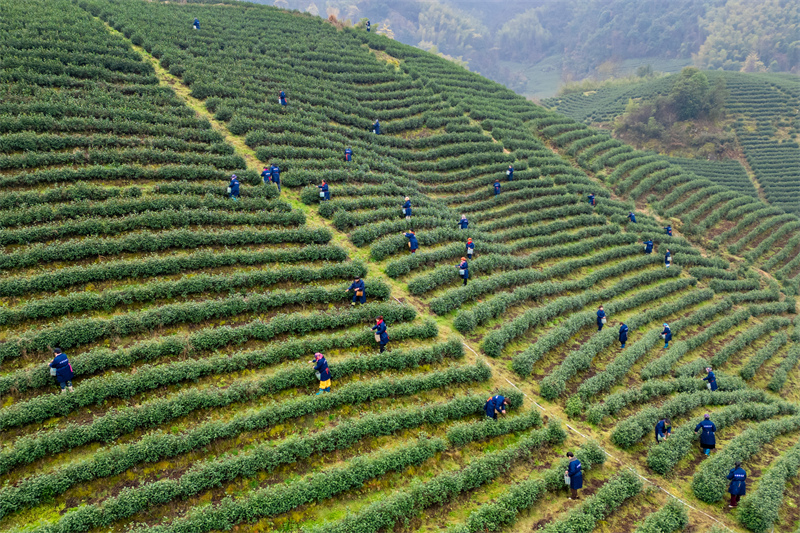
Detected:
[{"left": 1, "top": 1, "right": 800, "bottom": 533}]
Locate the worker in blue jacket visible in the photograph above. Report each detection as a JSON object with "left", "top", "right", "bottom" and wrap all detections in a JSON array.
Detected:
[
  {"left": 458, "top": 215, "right": 469, "bottom": 229},
  {"left": 311, "top": 353, "right": 331, "bottom": 394},
  {"left": 228, "top": 175, "right": 240, "bottom": 200},
  {"left": 373, "top": 119, "right": 380, "bottom": 135},
  {"left": 459, "top": 257, "right": 469, "bottom": 286},
  {"left": 484, "top": 395, "right": 508, "bottom": 420},
  {"left": 566, "top": 452, "right": 583, "bottom": 500},
  {"left": 49, "top": 347, "right": 74, "bottom": 393},
  {"left": 588, "top": 193, "right": 596, "bottom": 206},
  {"left": 694, "top": 413, "right": 716, "bottom": 456},
  {"left": 619, "top": 322, "right": 629, "bottom": 348},
  {"left": 345, "top": 276, "right": 366, "bottom": 306},
  {"left": 466, "top": 237, "right": 474, "bottom": 259},
  {"left": 665, "top": 249, "right": 671, "bottom": 268},
  {"left": 344, "top": 147, "right": 352, "bottom": 162},
  {"left": 507, "top": 165, "right": 514, "bottom": 181},
  {"left": 402, "top": 197, "right": 412, "bottom": 220},
  {"left": 261, "top": 167, "right": 271, "bottom": 184},
  {"left": 372, "top": 316, "right": 389, "bottom": 353},
  {"left": 628, "top": 211, "right": 637, "bottom": 223},
  {"left": 403, "top": 230, "right": 418, "bottom": 253},
  {"left": 655, "top": 418, "right": 671, "bottom": 443},
  {"left": 644, "top": 240, "right": 654, "bottom": 254},
  {"left": 664, "top": 225, "right": 672, "bottom": 236},
  {"left": 269, "top": 163, "right": 281, "bottom": 192},
  {"left": 279, "top": 91, "right": 287, "bottom": 106},
  {"left": 727, "top": 462, "right": 747, "bottom": 507},
  {"left": 494, "top": 180, "right": 501, "bottom": 196},
  {"left": 366, "top": 19, "right": 370, "bottom": 32},
  {"left": 703, "top": 367, "right": 718, "bottom": 391},
  {"left": 193, "top": 18, "right": 200, "bottom": 30},
  {"left": 596, "top": 305, "right": 606, "bottom": 331},
  {"left": 318, "top": 180, "right": 330, "bottom": 201},
  {"left": 661, "top": 323, "right": 672, "bottom": 348}
]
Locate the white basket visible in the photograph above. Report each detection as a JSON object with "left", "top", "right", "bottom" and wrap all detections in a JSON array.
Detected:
[
  {"left": 459, "top": 269, "right": 466, "bottom": 276},
  {"left": 226, "top": 187, "right": 232, "bottom": 194},
  {"left": 601, "top": 317, "right": 607, "bottom": 324},
  {"left": 319, "top": 191, "right": 325, "bottom": 198}
]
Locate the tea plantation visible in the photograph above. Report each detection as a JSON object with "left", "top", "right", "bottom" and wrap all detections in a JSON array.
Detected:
[{"left": 2, "top": 1, "right": 800, "bottom": 532}]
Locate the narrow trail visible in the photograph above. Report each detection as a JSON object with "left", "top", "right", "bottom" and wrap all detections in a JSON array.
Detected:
[{"left": 94, "top": 20, "right": 742, "bottom": 532}]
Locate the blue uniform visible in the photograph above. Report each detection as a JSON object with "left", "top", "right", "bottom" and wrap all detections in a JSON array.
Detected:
[
  {"left": 193, "top": 18, "right": 200, "bottom": 29},
  {"left": 366, "top": 20, "right": 370, "bottom": 32},
  {"left": 372, "top": 320, "right": 388, "bottom": 346},
  {"left": 507, "top": 166, "right": 513, "bottom": 181},
  {"left": 373, "top": 120, "right": 380, "bottom": 134},
  {"left": 314, "top": 357, "right": 331, "bottom": 381},
  {"left": 403, "top": 200, "right": 412, "bottom": 217},
  {"left": 597, "top": 309, "right": 606, "bottom": 331},
  {"left": 459, "top": 218, "right": 468, "bottom": 229},
  {"left": 49, "top": 352, "right": 74, "bottom": 386},
  {"left": 344, "top": 148, "right": 352, "bottom": 162},
  {"left": 619, "top": 324, "right": 629, "bottom": 347},
  {"left": 459, "top": 260, "right": 469, "bottom": 280},
  {"left": 588, "top": 194, "right": 595, "bottom": 206},
  {"left": 270, "top": 165, "right": 281, "bottom": 191},
  {"left": 318, "top": 183, "right": 330, "bottom": 201},
  {"left": 347, "top": 279, "right": 366, "bottom": 304},
  {"left": 261, "top": 169, "right": 271, "bottom": 184},
  {"left": 228, "top": 177, "right": 240, "bottom": 199},
  {"left": 703, "top": 370, "right": 718, "bottom": 391},
  {"left": 661, "top": 325, "right": 672, "bottom": 347},
  {"left": 727, "top": 467, "right": 746, "bottom": 496},
  {"left": 628, "top": 213, "right": 637, "bottom": 223},
  {"left": 466, "top": 241, "right": 474, "bottom": 257},
  {"left": 665, "top": 251, "right": 671, "bottom": 267},
  {"left": 493, "top": 182, "right": 501, "bottom": 196},
  {"left": 695, "top": 419, "right": 717, "bottom": 448},
  {"left": 655, "top": 419, "right": 671, "bottom": 442},
  {"left": 279, "top": 91, "right": 287, "bottom": 106},
  {"left": 665, "top": 226, "right": 672, "bottom": 236},
  {"left": 644, "top": 240, "right": 653, "bottom": 254},
  {"left": 484, "top": 395, "right": 506, "bottom": 419},
  {"left": 567, "top": 459, "right": 583, "bottom": 490},
  {"left": 404, "top": 232, "right": 418, "bottom": 252}
]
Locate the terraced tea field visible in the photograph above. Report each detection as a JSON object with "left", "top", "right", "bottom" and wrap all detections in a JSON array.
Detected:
[{"left": 2, "top": 1, "right": 800, "bottom": 532}]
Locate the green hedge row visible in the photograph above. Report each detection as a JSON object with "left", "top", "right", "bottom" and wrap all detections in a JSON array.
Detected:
[
  {"left": 305, "top": 418, "right": 565, "bottom": 533},
  {"left": 737, "top": 438, "right": 800, "bottom": 532},
  {"left": 511, "top": 279, "right": 699, "bottom": 376},
  {"left": 0, "top": 227, "right": 332, "bottom": 271},
  {"left": 540, "top": 290, "right": 720, "bottom": 400},
  {"left": 0, "top": 263, "right": 365, "bottom": 326},
  {"left": 769, "top": 345, "right": 800, "bottom": 392},
  {"left": 740, "top": 332, "right": 787, "bottom": 380},
  {"left": 0, "top": 182, "right": 142, "bottom": 210},
  {"left": 456, "top": 262, "right": 679, "bottom": 334},
  {"left": 638, "top": 299, "right": 741, "bottom": 380},
  {"left": 0, "top": 319, "right": 436, "bottom": 398},
  {"left": 611, "top": 389, "right": 771, "bottom": 449},
  {"left": 421, "top": 239, "right": 644, "bottom": 304},
  {"left": 0, "top": 194, "right": 287, "bottom": 228},
  {"left": 0, "top": 336, "right": 460, "bottom": 433},
  {"left": 646, "top": 401, "right": 795, "bottom": 475},
  {"left": 0, "top": 245, "right": 348, "bottom": 297},
  {"left": 0, "top": 361, "right": 491, "bottom": 481},
  {"left": 0, "top": 285, "right": 396, "bottom": 363},
  {"left": 632, "top": 499, "right": 688, "bottom": 533},
  {"left": 137, "top": 436, "right": 446, "bottom": 533},
  {"left": 0, "top": 209, "right": 305, "bottom": 245},
  {"left": 447, "top": 440, "right": 607, "bottom": 533},
  {"left": 585, "top": 375, "right": 747, "bottom": 425},
  {"left": 0, "top": 340, "right": 472, "bottom": 516},
  {"left": 692, "top": 415, "right": 800, "bottom": 503},
  {"left": 539, "top": 471, "right": 642, "bottom": 533}
]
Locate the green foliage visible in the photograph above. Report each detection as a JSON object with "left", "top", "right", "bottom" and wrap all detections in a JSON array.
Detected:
[{"left": 633, "top": 499, "right": 688, "bottom": 533}]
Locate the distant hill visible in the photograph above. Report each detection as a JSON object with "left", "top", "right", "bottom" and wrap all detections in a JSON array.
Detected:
[{"left": 544, "top": 71, "right": 800, "bottom": 215}]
